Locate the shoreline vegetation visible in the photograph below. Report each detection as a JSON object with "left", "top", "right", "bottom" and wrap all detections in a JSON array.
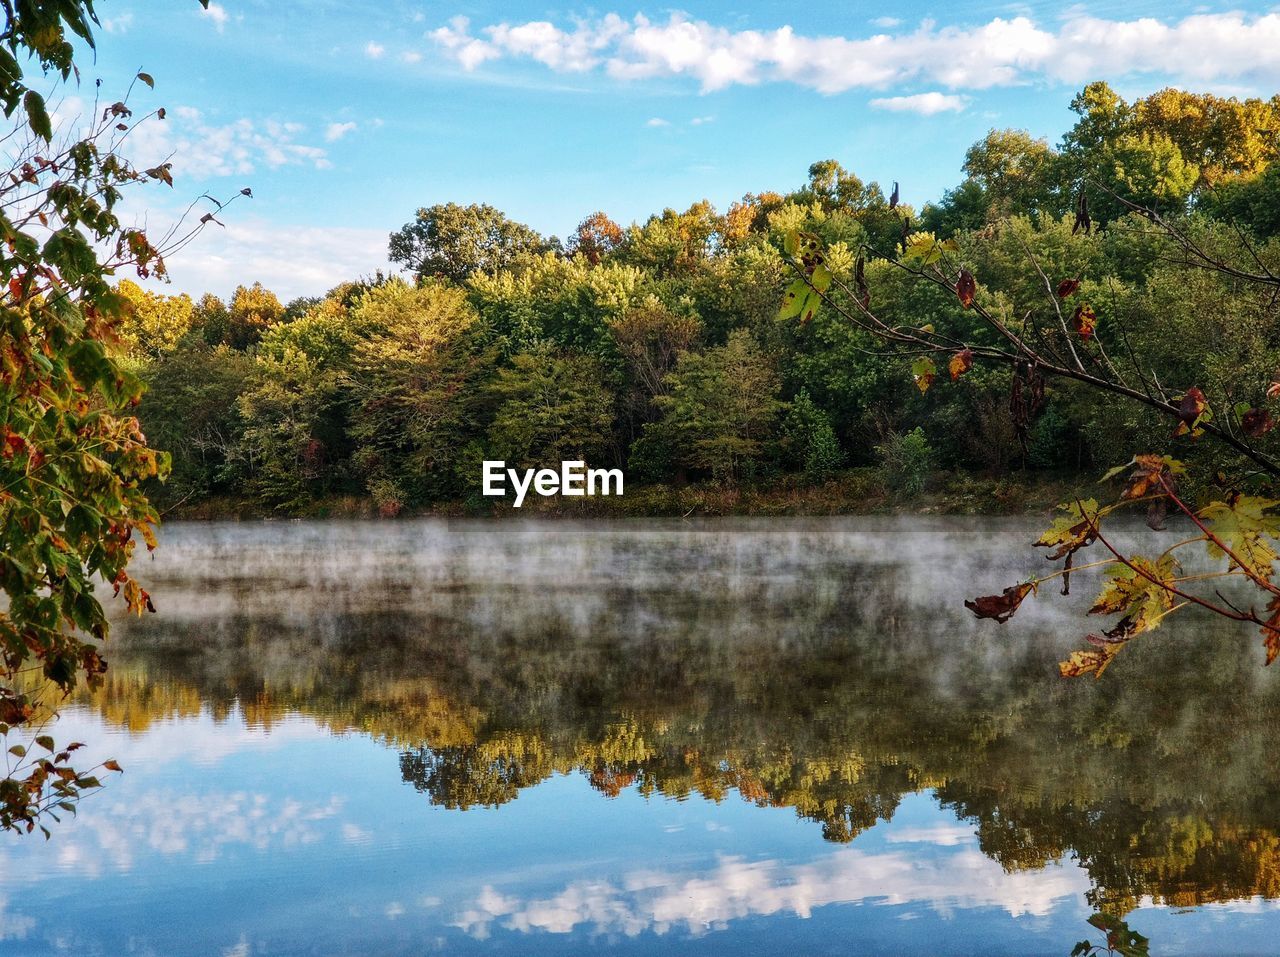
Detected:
[
  {"left": 117, "top": 82, "right": 1280, "bottom": 529},
  {"left": 166, "top": 469, "right": 1093, "bottom": 520}
]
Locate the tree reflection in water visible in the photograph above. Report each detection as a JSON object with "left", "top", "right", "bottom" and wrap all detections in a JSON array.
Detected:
[{"left": 78, "top": 518, "right": 1280, "bottom": 920}]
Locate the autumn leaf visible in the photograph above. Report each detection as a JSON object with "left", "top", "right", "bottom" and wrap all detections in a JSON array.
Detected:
[
  {"left": 949, "top": 349, "right": 974, "bottom": 381},
  {"left": 854, "top": 253, "right": 869, "bottom": 309},
  {"left": 1071, "top": 304, "right": 1096, "bottom": 340},
  {"left": 1060, "top": 615, "right": 1141, "bottom": 679},
  {"left": 103, "top": 760, "right": 122, "bottom": 773},
  {"left": 778, "top": 279, "right": 810, "bottom": 321},
  {"left": 1100, "top": 454, "right": 1185, "bottom": 501},
  {"left": 1088, "top": 555, "right": 1178, "bottom": 634},
  {"left": 1059, "top": 643, "right": 1121, "bottom": 679},
  {"left": 1199, "top": 494, "right": 1280, "bottom": 580},
  {"left": 1036, "top": 500, "right": 1101, "bottom": 558},
  {"left": 1262, "top": 596, "right": 1280, "bottom": 665},
  {"left": 1056, "top": 278, "right": 1081, "bottom": 299},
  {"left": 1174, "top": 386, "right": 1211, "bottom": 438},
  {"left": 785, "top": 230, "right": 824, "bottom": 274},
  {"left": 911, "top": 355, "right": 936, "bottom": 393},
  {"left": 1240, "top": 407, "right": 1274, "bottom": 437},
  {"left": 956, "top": 269, "right": 976, "bottom": 308},
  {"left": 965, "top": 582, "right": 1035, "bottom": 624}
]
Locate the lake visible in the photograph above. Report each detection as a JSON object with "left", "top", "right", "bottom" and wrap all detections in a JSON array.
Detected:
[{"left": 3, "top": 517, "right": 1279, "bottom": 956}]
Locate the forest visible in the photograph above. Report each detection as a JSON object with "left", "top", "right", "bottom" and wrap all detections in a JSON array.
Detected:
[{"left": 114, "top": 82, "right": 1280, "bottom": 516}]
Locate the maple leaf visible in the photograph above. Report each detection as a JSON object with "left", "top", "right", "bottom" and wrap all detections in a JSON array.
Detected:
[
  {"left": 1088, "top": 555, "right": 1178, "bottom": 634},
  {"left": 1036, "top": 500, "right": 1103, "bottom": 595},
  {"left": 911, "top": 356, "right": 936, "bottom": 394},
  {"left": 1199, "top": 495, "right": 1280, "bottom": 580},
  {"left": 949, "top": 349, "right": 973, "bottom": 381},
  {"left": 1056, "top": 278, "right": 1081, "bottom": 299},
  {"left": 1036, "top": 500, "right": 1101, "bottom": 560},
  {"left": 965, "top": 582, "right": 1035, "bottom": 624},
  {"left": 956, "top": 269, "right": 976, "bottom": 308}
]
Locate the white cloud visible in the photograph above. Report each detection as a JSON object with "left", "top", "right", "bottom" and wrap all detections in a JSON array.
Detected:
[
  {"left": 873, "top": 17, "right": 902, "bottom": 28},
  {"left": 886, "top": 822, "right": 976, "bottom": 845},
  {"left": 325, "top": 121, "right": 357, "bottom": 142},
  {"left": 402, "top": 50, "right": 424, "bottom": 64},
  {"left": 452, "top": 848, "right": 1089, "bottom": 939},
  {"left": 427, "top": 11, "right": 1280, "bottom": 95},
  {"left": 201, "top": 2, "right": 228, "bottom": 32},
  {"left": 690, "top": 115, "right": 714, "bottom": 125},
  {"left": 125, "top": 108, "right": 332, "bottom": 180},
  {"left": 365, "top": 41, "right": 386, "bottom": 59},
  {"left": 645, "top": 117, "right": 669, "bottom": 127},
  {"left": 429, "top": 16, "right": 502, "bottom": 70},
  {"left": 145, "top": 218, "right": 390, "bottom": 301},
  {"left": 870, "top": 91, "right": 969, "bottom": 114},
  {"left": 103, "top": 12, "right": 134, "bottom": 34}
]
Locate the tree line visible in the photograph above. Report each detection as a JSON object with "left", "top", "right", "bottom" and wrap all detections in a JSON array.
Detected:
[{"left": 112, "top": 81, "right": 1280, "bottom": 514}]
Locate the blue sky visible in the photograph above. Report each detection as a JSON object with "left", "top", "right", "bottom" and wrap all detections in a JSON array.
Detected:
[{"left": 72, "top": 1, "right": 1280, "bottom": 299}]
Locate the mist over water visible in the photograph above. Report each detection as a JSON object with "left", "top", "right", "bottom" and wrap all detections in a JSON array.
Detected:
[{"left": 4, "top": 517, "right": 1279, "bottom": 956}]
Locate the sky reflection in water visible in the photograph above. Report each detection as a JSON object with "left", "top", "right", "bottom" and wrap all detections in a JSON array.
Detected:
[{"left": 2, "top": 517, "right": 1280, "bottom": 956}]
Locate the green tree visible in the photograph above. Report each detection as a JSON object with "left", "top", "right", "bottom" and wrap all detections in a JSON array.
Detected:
[
  {"left": 781, "top": 389, "right": 845, "bottom": 478},
  {"left": 1095, "top": 132, "right": 1198, "bottom": 219},
  {"left": 232, "top": 299, "right": 359, "bottom": 508},
  {"left": 652, "top": 329, "right": 784, "bottom": 482},
  {"left": 137, "top": 344, "right": 256, "bottom": 505},
  {"left": 348, "top": 281, "right": 493, "bottom": 506},
  {"left": 389, "top": 202, "right": 548, "bottom": 283},
  {"left": 962, "top": 129, "right": 1059, "bottom": 219},
  {"left": 486, "top": 347, "right": 616, "bottom": 467},
  {"left": 194, "top": 292, "right": 230, "bottom": 347},
  {"left": 619, "top": 201, "right": 721, "bottom": 276}
]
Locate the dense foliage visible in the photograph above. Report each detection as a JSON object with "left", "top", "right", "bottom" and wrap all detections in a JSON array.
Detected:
[
  {"left": 0, "top": 0, "right": 226, "bottom": 835},
  {"left": 128, "top": 83, "right": 1280, "bottom": 523}
]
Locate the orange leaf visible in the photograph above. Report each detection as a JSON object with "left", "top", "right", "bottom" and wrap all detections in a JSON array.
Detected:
[
  {"left": 949, "top": 348, "right": 973, "bottom": 381},
  {"left": 1071, "top": 304, "right": 1096, "bottom": 341}
]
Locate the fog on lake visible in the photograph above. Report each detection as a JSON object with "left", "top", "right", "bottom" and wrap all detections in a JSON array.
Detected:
[{"left": 2, "top": 517, "right": 1277, "bottom": 956}]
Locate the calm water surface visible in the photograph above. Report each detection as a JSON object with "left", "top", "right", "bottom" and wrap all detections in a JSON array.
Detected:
[{"left": 3, "top": 517, "right": 1279, "bottom": 955}]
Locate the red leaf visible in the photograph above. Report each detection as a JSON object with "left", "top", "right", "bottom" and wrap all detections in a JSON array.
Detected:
[
  {"left": 1242, "top": 407, "right": 1275, "bottom": 437},
  {"left": 1071, "top": 304, "right": 1096, "bottom": 340},
  {"left": 956, "top": 269, "right": 976, "bottom": 308},
  {"left": 1057, "top": 278, "right": 1081, "bottom": 299},
  {"left": 1174, "top": 387, "right": 1207, "bottom": 437},
  {"left": 964, "top": 583, "right": 1034, "bottom": 624}
]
